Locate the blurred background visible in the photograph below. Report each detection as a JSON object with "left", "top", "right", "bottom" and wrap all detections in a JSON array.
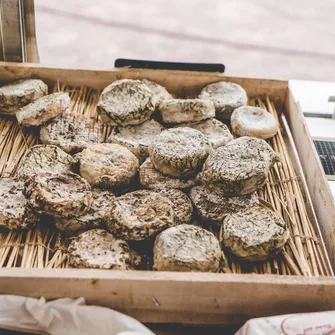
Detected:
[{"left": 34, "top": 0, "right": 335, "bottom": 81}]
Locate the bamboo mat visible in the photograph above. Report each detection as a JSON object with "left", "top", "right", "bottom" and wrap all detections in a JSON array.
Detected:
[{"left": 0, "top": 84, "right": 331, "bottom": 276}]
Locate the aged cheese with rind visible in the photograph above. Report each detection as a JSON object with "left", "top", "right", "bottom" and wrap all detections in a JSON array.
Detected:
[
  {"left": 97, "top": 79, "right": 155, "bottom": 126},
  {"left": 16, "top": 145, "right": 74, "bottom": 179},
  {"left": 23, "top": 172, "right": 93, "bottom": 218},
  {"left": 139, "top": 158, "right": 199, "bottom": 190},
  {"left": 220, "top": 206, "right": 289, "bottom": 261},
  {"left": 74, "top": 143, "right": 139, "bottom": 189},
  {"left": 68, "top": 229, "right": 132, "bottom": 269},
  {"left": 150, "top": 127, "right": 212, "bottom": 178},
  {"left": 142, "top": 79, "right": 173, "bottom": 106},
  {"left": 202, "top": 136, "right": 280, "bottom": 195},
  {"left": 190, "top": 185, "right": 259, "bottom": 225},
  {"left": 159, "top": 99, "right": 215, "bottom": 124},
  {"left": 153, "top": 224, "right": 221, "bottom": 272},
  {"left": 108, "top": 120, "right": 165, "bottom": 164},
  {"left": 198, "top": 81, "right": 247, "bottom": 122},
  {"left": 16, "top": 92, "right": 70, "bottom": 126},
  {"left": 159, "top": 189, "right": 193, "bottom": 225},
  {"left": 175, "top": 118, "right": 233, "bottom": 148},
  {"left": 55, "top": 188, "right": 115, "bottom": 235},
  {"left": 0, "top": 79, "right": 48, "bottom": 115},
  {"left": 108, "top": 190, "right": 174, "bottom": 241},
  {"left": 231, "top": 106, "right": 278, "bottom": 139},
  {"left": 0, "top": 178, "right": 39, "bottom": 230},
  {"left": 40, "top": 114, "right": 103, "bottom": 153}
]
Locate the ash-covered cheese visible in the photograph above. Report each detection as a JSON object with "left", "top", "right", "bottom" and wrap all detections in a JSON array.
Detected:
[
  {"left": 0, "top": 178, "right": 39, "bottom": 230},
  {"left": 220, "top": 206, "right": 289, "bottom": 261},
  {"left": 231, "top": 106, "right": 278, "bottom": 139},
  {"left": 40, "top": 114, "right": 103, "bottom": 154},
  {"left": 142, "top": 79, "right": 173, "bottom": 106},
  {"left": 198, "top": 81, "right": 247, "bottom": 122},
  {"left": 139, "top": 158, "right": 200, "bottom": 190},
  {"left": 108, "top": 119, "right": 165, "bottom": 164},
  {"left": 97, "top": 79, "right": 155, "bottom": 126},
  {"left": 175, "top": 118, "right": 233, "bottom": 149},
  {"left": 68, "top": 229, "right": 132, "bottom": 269},
  {"left": 159, "top": 189, "right": 193, "bottom": 225},
  {"left": 0, "top": 79, "right": 48, "bottom": 115},
  {"left": 202, "top": 137, "right": 280, "bottom": 196},
  {"left": 150, "top": 127, "right": 212, "bottom": 178},
  {"left": 16, "top": 92, "right": 70, "bottom": 127},
  {"left": 190, "top": 185, "right": 259, "bottom": 225},
  {"left": 16, "top": 145, "right": 74, "bottom": 179},
  {"left": 159, "top": 99, "right": 215, "bottom": 124},
  {"left": 153, "top": 224, "right": 221, "bottom": 272},
  {"left": 74, "top": 143, "right": 139, "bottom": 190},
  {"left": 55, "top": 188, "right": 116, "bottom": 235},
  {"left": 108, "top": 190, "right": 175, "bottom": 241},
  {"left": 23, "top": 172, "right": 93, "bottom": 218}
]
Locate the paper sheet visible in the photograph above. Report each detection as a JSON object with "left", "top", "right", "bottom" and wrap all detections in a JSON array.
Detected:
[
  {"left": 0, "top": 295, "right": 155, "bottom": 335},
  {"left": 235, "top": 311, "right": 335, "bottom": 335}
]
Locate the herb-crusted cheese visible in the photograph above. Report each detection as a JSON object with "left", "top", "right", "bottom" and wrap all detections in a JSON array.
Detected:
[{"left": 153, "top": 224, "right": 221, "bottom": 272}]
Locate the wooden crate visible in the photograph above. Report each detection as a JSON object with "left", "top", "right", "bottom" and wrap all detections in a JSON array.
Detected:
[{"left": 0, "top": 62, "right": 334, "bottom": 325}]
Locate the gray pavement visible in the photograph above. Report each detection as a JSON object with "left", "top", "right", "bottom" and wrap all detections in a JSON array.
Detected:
[{"left": 34, "top": 0, "right": 335, "bottom": 81}]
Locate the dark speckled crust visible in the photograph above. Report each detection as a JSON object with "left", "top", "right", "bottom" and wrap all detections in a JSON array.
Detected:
[
  {"left": 159, "top": 99, "right": 215, "bottom": 124},
  {"left": 159, "top": 189, "right": 193, "bottom": 225},
  {"left": 0, "top": 178, "right": 39, "bottom": 230},
  {"left": 202, "top": 136, "right": 280, "bottom": 196},
  {"left": 142, "top": 79, "right": 173, "bottom": 107},
  {"left": 73, "top": 143, "right": 139, "bottom": 189},
  {"left": 0, "top": 79, "right": 48, "bottom": 115},
  {"left": 139, "top": 158, "right": 200, "bottom": 190},
  {"left": 153, "top": 224, "right": 221, "bottom": 272},
  {"left": 190, "top": 185, "right": 259, "bottom": 225},
  {"left": 40, "top": 114, "right": 103, "bottom": 154},
  {"left": 16, "top": 145, "right": 74, "bottom": 179},
  {"left": 108, "top": 120, "right": 165, "bottom": 164},
  {"left": 23, "top": 172, "right": 93, "bottom": 219},
  {"left": 150, "top": 127, "right": 212, "bottom": 178},
  {"left": 55, "top": 188, "right": 116, "bottom": 235},
  {"left": 107, "top": 190, "right": 175, "bottom": 241},
  {"left": 16, "top": 92, "right": 70, "bottom": 127},
  {"left": 68, "top": 229, "right": 132, "bottom": 270},
  {"left": 220, "top": 206, "right": 290, "bottom": 261},
  {"left": 175, "top": 118, "right": 233, "bottom": 149},
  {"left": 198, "top": 81, "right": 247, "bottom": 122},
  {"left": 97, "top": 79, "right": 155, "bottom": 126}
]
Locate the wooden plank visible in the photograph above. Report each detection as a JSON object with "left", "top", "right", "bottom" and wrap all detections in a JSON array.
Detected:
[
  {"left": 0, "top": 62, "right": 288, "bottom": 109},
  {"left": 21, "top": 0, "right": 40, "bottom": 63},
  {"left": 0, "top": 0, "right": 24, "bottom": 62},
  {"left": 284, "top": 88, "right": 335, "bottom": 267},
  {"left": 0, "top": 269, "right": 334, "bottom": 325},
  {"left": 0, "top": 63, "right": 333, "bottom": 326}
]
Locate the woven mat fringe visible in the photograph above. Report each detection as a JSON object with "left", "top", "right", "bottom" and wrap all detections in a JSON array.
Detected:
[
  {"left": 0, "top": 242, "right": 67, "bottom": 253},
  {"left": 293, "top": 234, "right": 320, "bottom": 244}
]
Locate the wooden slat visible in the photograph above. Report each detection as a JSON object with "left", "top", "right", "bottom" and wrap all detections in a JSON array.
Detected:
[
  {"left": 21, "top": 0, "right": 39, "bottom": 63},
  {"left": 285, "top": 89, "right": 335, "bottom": 267},
  {"left": 0, "top": 62, "right": 288, "bottom": 110},
  {"left": 0, "top": 269, "right": 335, "bottom": 325},
  {"left": 0, "top": 0, "right": 24, "bottom": 62}
]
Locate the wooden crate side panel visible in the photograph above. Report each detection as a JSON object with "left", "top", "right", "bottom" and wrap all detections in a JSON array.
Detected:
[
  {"left": 0, "top": 269, "right": 335, "bottom": 324},
  {"left": 284, "top": 88, "right": 335, "bottom": 267},
  {"left": 0, "top": 62, "right": 288, "bottom": 107}
]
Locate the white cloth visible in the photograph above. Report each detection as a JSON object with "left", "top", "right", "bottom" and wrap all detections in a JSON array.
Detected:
[
  {"left": 0, "top": 295, "right": 155, "bottom": 335},
  {"left": 235, "top": 311, "right": 335, "bottom": 335}
]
